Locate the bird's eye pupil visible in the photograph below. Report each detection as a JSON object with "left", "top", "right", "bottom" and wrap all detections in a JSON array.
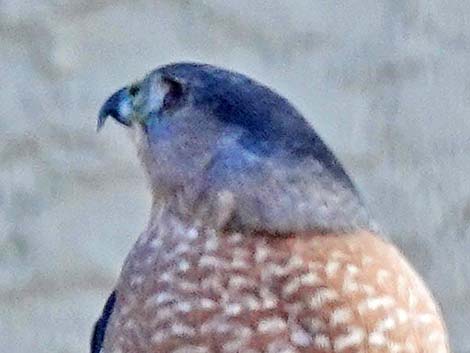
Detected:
[{"left": 129, "top": 86, "right": 140, "bottom": 97}]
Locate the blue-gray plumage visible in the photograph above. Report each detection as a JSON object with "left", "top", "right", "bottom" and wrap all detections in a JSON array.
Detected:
[
  {"left": 98, "top": 63, "right": 370, "bottom": 233},
  {"left": 100, "top": 64, "right": 352, "bottom": 186},
  {"left": 92, "top": 62, "right": 448, "bottom": 353},
  {"left": 91, "top": 291, "right": 116, "bottom": 353}
]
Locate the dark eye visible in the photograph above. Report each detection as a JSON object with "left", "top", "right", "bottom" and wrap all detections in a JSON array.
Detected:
[
  {"left": 162, "top": 76, "right": 184, "bottom": 111},
  {"left": 129, "top": 85, "right": 140, "bottom": 97}
]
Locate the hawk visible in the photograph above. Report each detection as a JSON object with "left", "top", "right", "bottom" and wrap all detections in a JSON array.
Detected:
[{"left": 92, "top": 63, "right": 449, "bottom": 353}]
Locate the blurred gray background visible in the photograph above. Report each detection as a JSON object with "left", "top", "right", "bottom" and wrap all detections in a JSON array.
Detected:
[{"left": 1, "top": 1, "right": 469, "bottom": 352}]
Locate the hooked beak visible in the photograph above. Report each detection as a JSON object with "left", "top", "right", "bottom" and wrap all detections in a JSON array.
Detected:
[{"left": 97, "top": 88, "right": 133, "bottom": 131}]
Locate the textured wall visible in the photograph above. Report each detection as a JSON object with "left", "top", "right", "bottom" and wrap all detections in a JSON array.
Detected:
[{"left": 1, "top": 1, "right": 469, "bottom": 352}]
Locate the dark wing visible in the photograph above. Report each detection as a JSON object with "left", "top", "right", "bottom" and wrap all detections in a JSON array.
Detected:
[{"left": 90, "top": 291, "right": 117, "bottom": 353}]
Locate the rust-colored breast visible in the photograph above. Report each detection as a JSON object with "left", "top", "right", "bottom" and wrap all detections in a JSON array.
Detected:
[{"left": 104, "top": 228, "right": 448, "bottom": 353}]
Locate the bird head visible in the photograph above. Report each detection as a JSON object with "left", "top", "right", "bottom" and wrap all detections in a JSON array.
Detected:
[{"left": 98, "top": 63, "right": 369, "bottom": 232}]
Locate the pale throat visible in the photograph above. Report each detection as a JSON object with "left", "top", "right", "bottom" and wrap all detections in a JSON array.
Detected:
[
  {"left": 137, "top": 201, "right": 223, "bottom": 256},
  {"left": 146, "top": 189, "right": 237, "bottom": 235},
  {"left": 135, "top": 134, "right": 373, "bottom": 235}
]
